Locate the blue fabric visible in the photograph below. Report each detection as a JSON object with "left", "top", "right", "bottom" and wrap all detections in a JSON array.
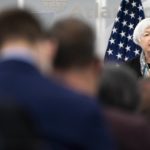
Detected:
[
  {"left": 0, "top": 59, "right": 114, "bottom": 150},
  {"left": 105, "top": 0, "right": 145, "bottom": 63}
]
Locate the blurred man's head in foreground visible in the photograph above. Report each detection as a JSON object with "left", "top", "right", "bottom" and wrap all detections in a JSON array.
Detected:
[
  {"left": 49, "top": 18, "right": 97, "bottom": 69},
  {"left": 47, "top": 18, "right": 101, "bottom": 96},
  {"left": 0, "top": 8, "right": 43, "bottom": 49}
]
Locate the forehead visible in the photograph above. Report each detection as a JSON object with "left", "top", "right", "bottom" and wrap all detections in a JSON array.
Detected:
[{"left": 144, "top": 26, "right": 150, "bottom": 32}]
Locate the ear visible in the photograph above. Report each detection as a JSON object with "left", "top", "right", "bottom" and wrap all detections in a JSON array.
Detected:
[
  {"left": 138, "top": 37, "right": 142, "bottom": 45},
  {"left": 47, "top": 39, "right": 58, "bottom": 61},
  {"left": 92, "top": 57, "right": 103, "bottom": 75},
  {"left": 36, "top": 38, "right": 58, "bottom": 74}
]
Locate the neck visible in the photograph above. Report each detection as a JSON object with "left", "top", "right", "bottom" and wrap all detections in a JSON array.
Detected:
[
  {"left": 144, "top": 52, "right": 150, "bottom": 64},
  {"left": 53, "top": 68, "right": 98, "bottom": 96},
  {"left": 1, "top": 40, "right": 34, "bottom": 54},
  {"left": 0, "top": 39, "right": 39, "bottom": 62}
]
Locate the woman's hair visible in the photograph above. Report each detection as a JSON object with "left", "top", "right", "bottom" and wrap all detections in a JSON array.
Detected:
[
  {"left": 133, "top": 18, "right": 150, "bottom": 45},
  {"left": 98, "top": 64, "right": 140, "bottom": 112}
]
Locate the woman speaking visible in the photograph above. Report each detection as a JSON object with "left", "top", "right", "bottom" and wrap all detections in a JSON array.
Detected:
[{"left": 127, "top": 18, "right": 150, "bottom": 78}]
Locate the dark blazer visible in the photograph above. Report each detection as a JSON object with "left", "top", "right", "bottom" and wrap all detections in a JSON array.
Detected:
[
  {"left": 105, "top": 108, "right": 150, "bottom": 150},
  {"left": 0, "top": 102, "right": 37, "bottom": 150},
  {"left": 0, "top": 59, "right": 114, "bottom": 150},
  {"left": 126, "top": 56, "right": 142, "bottom": 78}
]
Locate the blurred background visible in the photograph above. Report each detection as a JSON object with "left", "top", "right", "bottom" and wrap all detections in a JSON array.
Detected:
[{"left": 2, "top": 0, "right": 150, "bottom": 59}]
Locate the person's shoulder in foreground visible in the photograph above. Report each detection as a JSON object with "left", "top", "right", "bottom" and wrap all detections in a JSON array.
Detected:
[
  {"left": 0, "top": 59, "right": 114, "bottom": 150},
  {"left": 28, "top": 73, "right": 115, "bottom": 150},
  {"left": 105, "top": 107, "right": 150, "bottom": 150}
]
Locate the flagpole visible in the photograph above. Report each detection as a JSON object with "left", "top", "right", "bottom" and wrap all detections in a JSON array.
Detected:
[
  {"left": 96, "top": 0, "right": 107, "bottom": 60},
  {"left": 17, "top": 0, "right": 24, "bottom": 9}
]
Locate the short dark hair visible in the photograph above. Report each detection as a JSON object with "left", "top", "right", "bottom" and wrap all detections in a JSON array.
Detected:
[
  {"left": 49, "top": 18, "right": 96, "bottom": 69},
  {"left": 0, "top": 8, "right": 43, "bottom": 46}
]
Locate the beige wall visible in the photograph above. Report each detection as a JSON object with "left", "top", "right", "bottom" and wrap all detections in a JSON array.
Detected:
[{"left": 1, "top": 0, "right": 150, "bottom": 60}]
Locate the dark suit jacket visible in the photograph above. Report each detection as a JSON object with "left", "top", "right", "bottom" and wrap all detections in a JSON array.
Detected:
[
  {"left": 0, "top": 59, "right": 114, "bottom": 150},
  {"left": 105, "top": 108, "right": 150, "bottom": 150},
  {"left": 126, "top": 56, "right": 142, "bottom": 78}
]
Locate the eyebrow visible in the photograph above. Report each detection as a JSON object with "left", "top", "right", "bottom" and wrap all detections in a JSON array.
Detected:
[
  {"left": 144, "top": 30, "right": 150, "bottom": 34},
  {"left": 144, "top": 28, "right": 150, "bottom": 32}
]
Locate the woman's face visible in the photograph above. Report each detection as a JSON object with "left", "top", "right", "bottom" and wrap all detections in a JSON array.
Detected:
[{"left": 139, "top": 27, "right": 150, "bottom": 57}]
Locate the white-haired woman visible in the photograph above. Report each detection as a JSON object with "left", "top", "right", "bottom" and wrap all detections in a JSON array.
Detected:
[{"left": 127, "top": 18, "right": 150, "bottom": 78}]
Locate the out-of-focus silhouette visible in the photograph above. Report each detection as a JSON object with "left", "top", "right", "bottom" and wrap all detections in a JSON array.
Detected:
[
  {"left": 48, "top": 18, "right": 101, "bottom": 96},
  {"left": 0, "top": 8, "right": 114, "bottom": 150},
  {"left": 104, "top": 107, "right": 150, "bottom": 150},
  {"left": 97, "top": 64, "right": 150, "bottom": 150},
  {"left": 98, "top": 64, "right": 140, "bottom": 112},
  {"left": 0, "top": 101, "right": 38, "bottom": 150}
]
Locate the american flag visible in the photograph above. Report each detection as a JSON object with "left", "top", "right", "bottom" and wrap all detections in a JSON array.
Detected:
[{"left": 104, "top": 0, "right": 145, "bottom": 63}]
